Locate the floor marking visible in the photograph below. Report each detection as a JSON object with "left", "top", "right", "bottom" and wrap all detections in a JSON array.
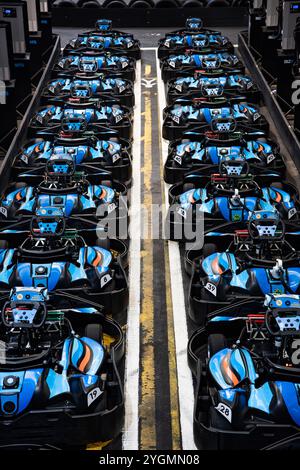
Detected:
[
  {"left": 122, "top": 60, "right": 142, "bottom": 451},
  {"left": 156, "top": 49, "right": 197, "bottom": 451},
  {"left": 140, "top": 63, "right": 157, "bottom": 450}
]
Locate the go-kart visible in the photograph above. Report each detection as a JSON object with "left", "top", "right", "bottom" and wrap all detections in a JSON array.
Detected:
[
  {"left": 53, "top": 53, "right": 136, "bottom": 82},
  {"left": 166, "top": 167, "right": 299, "bottom": 242},
  {"left": 29, "top": 101, "right": 133, "bottom": 140},
  {"left": 64, "top": 35, "right": 140, "bottom": 60},
  {"left": 188, "top": 294, "right": 300, "bottom": 450},
  {"left": 164, "top": 131, "right": 284, "bottom": 184},
  {"left": 42, "top": 76, "right": 135, "bottom": 108},
  {"left": 0, "top": 168, "right": 128, "bottom": 235},
  {"left": 167, "top": 72, "right": 260, "bottom": 105},
  {"left": 158, "top": 17, "right": 234, "bottom": 58},
  {"left": 185, "top": 208, "right": 300, "bottom": 277},
  {"left": 162, "top": 100, "right": 268, "bottom": 140},
  {"left": 13, "top": 135, "right": 132, "bottom": 185},
  {"left": 63, "top": 19, "right": 140, "bottom": 59},
  {"left": 0, "top": 211, "right": 128, "bottom": 318},
  {"left": 0, "top": 286, "right": 125, "bottom": 447},
  {"left": 188, "top": 223, "right": 300, "bottom": 324},
  {"left": 160, "top": 52, "right": 244, "bottom": 82}
]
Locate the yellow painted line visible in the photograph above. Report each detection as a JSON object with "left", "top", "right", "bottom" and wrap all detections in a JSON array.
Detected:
[
  {"left": 164, "top": 245, "right": 182, "bottom": 450},
  {"left": 86, "top": 440, "right": 112, "bottom": 451},
  {"left": 140, "top": 63, "right": 156, "bottom": 450},
  {"left": 157, "top": 97, "right": 181, "bottom": 449}
]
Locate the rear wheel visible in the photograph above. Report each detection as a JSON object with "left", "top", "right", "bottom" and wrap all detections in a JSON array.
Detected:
[
  {"left": 85, "top": 323, "right": 103, "bottom": 343},
  {"left": 101, "top": 180, "right": 112, "bottom": 188},
  {"left": 208, "top": 334, "right": 227, "bottom": 358},
  {"left": 0, "top": 240, "right": 8, "bottom": 250},
  {"left": 182, "top": 182, "right": 195, "bottom": 193},
  {"left": 202, "top": 243, "right": 217, "bottom": 259}
]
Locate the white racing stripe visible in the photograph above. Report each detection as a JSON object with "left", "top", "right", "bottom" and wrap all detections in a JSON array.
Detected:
[
  {"left": 155, "top": 49, "right": 197, "bottom": 450},
  {"left": 122, "top": 60, "right": 142, "bottom": 450}
]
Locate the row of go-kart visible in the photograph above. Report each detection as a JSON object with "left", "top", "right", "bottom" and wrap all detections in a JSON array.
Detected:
[
  {"left": 0, "top": 19, "right": 139, "bottom": 449},
  {"left": 160, "top": 17, "right": 300, "bottom": 450}
]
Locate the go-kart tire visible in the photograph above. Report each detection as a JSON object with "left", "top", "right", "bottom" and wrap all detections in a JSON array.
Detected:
[
  {"left": 270, "top": 182, "right": 284, "bottom": 189},
  {"left": 101, "top": 180, "right": 113, "bottom": 188},
  {"left": 85, "top": 323, "right": 103, "bottom": 342},
  {"left": 182, "top": 182, "right": 195, "bottom": 193},
  {"left": 13, "top": 182, "right": 27, "bottom": 189},
  {"left": 209, "top": 406, "right": 232, "bottom": 431},
  {"left": 0, "top": 240, "right": 8, "bottom": 249},
  {"left": 202, "top": 243, "right": 217, "bottom": 259},
  {"left": 96, "top": 237, "right": 110, "bottom": 251},
  {"left": 208, "top": 333, "right": 226, "bottom": 358}
]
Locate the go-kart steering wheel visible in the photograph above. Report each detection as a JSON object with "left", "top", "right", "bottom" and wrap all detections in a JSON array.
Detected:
[
  {"left": 248, "top": 210, "right": 285, "bottom": 241},
  {"left": 61, "top": 116, "right": 88, "bottom": 134},
  {"left": 211, "top": 117, "right": 237, "bottom": 134},
  {"left": 1, "top": 300, "right": 47, "bottom": 329}
]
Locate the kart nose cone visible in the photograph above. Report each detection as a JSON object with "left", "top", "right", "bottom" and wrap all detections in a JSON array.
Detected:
[{"left": 3, "top": 376, "right": 19, "bottom": 389}]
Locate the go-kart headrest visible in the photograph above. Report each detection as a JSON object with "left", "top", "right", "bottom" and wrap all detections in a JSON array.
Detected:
[
  {"left": 211, "top": 117, "right": 237, "bottom": 134},
  {"left": 95, "top": 19, "right": 112, "bottom": 32},
  {"left": 2, "top": 288, "right": 48, "bottom": 329},
  {"left": 186, "top": 17, "right": 203, "bottom": 31},
  {"left": 61, "top": 116, "right": 88, "bottom": 134},
  {"left": 201, "top": 82, "right": 224, "bottom": 98},
  {"left": 31, "top": 207, "right": 66, "bottom": 237},
  {"left": 219, "top": 154, "right": 249, "bottom": 177},
  {"left": 70, "top": 83, "right": 92, "bottom": 99},
  {"left": 248, "top": 209, "right": 284, "bottom": 240},
  {"left": 46, "top": 154, "right": 76, "bottom": 177},
  {"left": 264, "top": 294, "right": 300, "bottom": 336}
]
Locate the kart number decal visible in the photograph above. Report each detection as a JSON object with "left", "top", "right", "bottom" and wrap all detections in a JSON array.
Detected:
[
  {"left": 100, "top": 273, "right": 112, "bottom": 288},
  {"left": 115, "top": 114, "right": 123, "bottom": 123},
  {"left": 253, "top": 112, "right": 260, "bottom": 122},
  {"left": 204, "top": 282, "right": 217, "bottom": 297},
  {"left": 36, "top": 114, "right": 44, "bottom": 124},
  {"left": 288, "top": 208, "right": 297, "bottom": 219},
  {"left": 164, "top": 41, "right": 170, "bottom": 48},
  {"left": 127, "top": 41, "right": 133, "bottom": 49},
  {"left": 246, "top": 82, "right": 253, "bottom": 90},
  {"left": 177, "top": 207, "right": 186, "bottom": 219},
  {"left": 122, "top": 61, "right": 128, "bottom": 69},
  {"left": 233, "top": 57, "right": 239, "bottom": 65},
  {"left": 112, "top": 153, "right": 121, "bottom": 163},
  {"left": 118, "top": 85, "right": 126, "bottom": 93},
  {"left": 169, "top": 61, "right": 176, "bottom": 69},
  {"left": 0, "top": 207, "right": 8, "bottom": 218},
  {"left": 20, "top": 154, "right": 28, "bottom": 164},
  {"left": 87, "top": 387, "right": 101, "bottom": 407},
  {"left": 173, "top": 115, "right": 180, "bottom": 124},
  {"left": 108, "top": 202, "right": 117, "bottom": 214},
  {"left": 291, "top": 339, "right": 300, "bottom": 365},
  {"left": 267, "top": 154, "right": 275, "bottom": 164},
  {"left": 216, "top": 403, "right": 232, "bottom": 423},
  {"left": 175, "top": 84, "right": 182, "bottom": 92},
  {"left": 174, "top": 155, "right": 182, "bottom": 165}
]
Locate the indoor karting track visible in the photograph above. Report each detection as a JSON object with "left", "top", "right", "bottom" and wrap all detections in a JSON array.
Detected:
[{"left": 53, "top": 26, "right": 300, "bottom": 451}]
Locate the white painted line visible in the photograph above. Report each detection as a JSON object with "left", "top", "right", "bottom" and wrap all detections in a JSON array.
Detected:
[
  {"left": 122, "top": 60, "right": 142, "bottom": 451},
  {"left": 141, "top": 47, "right": 158, "bottom": 51},
  {"left": 156, "top": 51, "right": 197, "bottom": 451}
]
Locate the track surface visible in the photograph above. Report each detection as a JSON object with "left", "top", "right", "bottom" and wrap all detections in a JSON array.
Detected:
[{"left": 55, "top": 26, "right": 300, "bottom": 450}]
